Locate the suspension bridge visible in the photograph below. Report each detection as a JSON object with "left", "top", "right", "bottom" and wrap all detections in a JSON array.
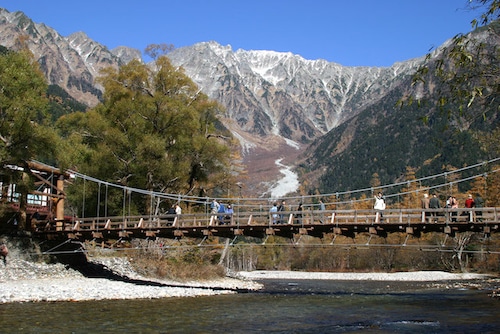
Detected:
[
  {"left": 34, "top": 206, "right": 499, "bottom": 244},
  {"left": 3, "top": 158, "right": 500, "bottom": 245}
]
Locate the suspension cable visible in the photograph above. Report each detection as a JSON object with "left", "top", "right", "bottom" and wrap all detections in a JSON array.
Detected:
[{"left": 31, "top": 157, "right": 500, "bottom": 208}]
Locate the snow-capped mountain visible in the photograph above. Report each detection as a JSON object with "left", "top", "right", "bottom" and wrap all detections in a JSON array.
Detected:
[{"left": 168, "top": 41, "right": 423, "bottom": 146}]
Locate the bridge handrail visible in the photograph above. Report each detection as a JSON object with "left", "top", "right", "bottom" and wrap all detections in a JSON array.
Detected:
[{"left": 41, "top": 207, "right": 499, "bottom": 233}]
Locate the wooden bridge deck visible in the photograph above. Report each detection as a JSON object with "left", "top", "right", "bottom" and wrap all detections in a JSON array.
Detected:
[{"left": 34, "top": 207, "right": 500, "bottom": 242}]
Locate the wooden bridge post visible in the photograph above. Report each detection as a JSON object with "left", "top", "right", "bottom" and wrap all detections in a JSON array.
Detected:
[{"left": 55, "top": 175, "right": 65, "bottom": 231}]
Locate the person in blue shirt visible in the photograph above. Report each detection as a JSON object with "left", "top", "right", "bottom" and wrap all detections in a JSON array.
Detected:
[
  {"left": 217, "top": 202, "right": 226, "bottom": 224},
  {"left": 224, "top": 204, "right": 234, "bottom": 224},
  {"left": 270, "top": 202, "right": 278, "bottom": 224}
]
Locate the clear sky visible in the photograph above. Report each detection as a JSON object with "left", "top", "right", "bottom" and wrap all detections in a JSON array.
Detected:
[{"left": 1, "top": 0, "right": 484, "bottom": 67}]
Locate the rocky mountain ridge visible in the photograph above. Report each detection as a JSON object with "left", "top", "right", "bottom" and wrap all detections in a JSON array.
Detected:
[
  {"left": 168, "top": 41, "right": 424, "bottom": 147},
  {"left": 0, "top": 8, "right": 426, "bottom": 146},
  {"left": 0, "top": 8, "right": 141, "bottom": 107}
]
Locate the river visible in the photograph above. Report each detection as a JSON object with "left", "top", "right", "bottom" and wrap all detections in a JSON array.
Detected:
[{"left": 1, "top": 279, "right": 498, "bottom": 333}]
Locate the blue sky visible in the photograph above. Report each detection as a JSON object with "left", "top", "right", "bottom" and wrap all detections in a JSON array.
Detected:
[{"left": 2, "top": 0, "right": 483, "bottom": 67}]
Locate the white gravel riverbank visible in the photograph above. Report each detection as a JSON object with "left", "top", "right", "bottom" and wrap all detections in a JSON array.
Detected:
[
  {"left": 0, "top": 257, "right": 262, "bottom": 304},
  {"left": 0, "top": 257, "right": 494, "bottom": 304},
  {"left": 235, "top": 270, "right": 491, "bottom": 281}
]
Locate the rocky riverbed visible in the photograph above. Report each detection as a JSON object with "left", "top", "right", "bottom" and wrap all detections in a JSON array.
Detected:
[{"left": 0, "top": 256, "right": 263, "bottom": 303}]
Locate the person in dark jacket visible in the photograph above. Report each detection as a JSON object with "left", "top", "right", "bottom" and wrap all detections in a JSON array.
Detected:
[
  {"left": 429, "top": 193, "right": 441, "bottom": 222},
  {"left": 474, "top": 193, "right": 484, "bottom": 221}
]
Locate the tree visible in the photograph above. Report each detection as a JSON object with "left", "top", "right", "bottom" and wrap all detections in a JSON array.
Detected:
[
  {"left": 408, "top": 1, "right": 499, "bottom": 122},
  {"left": 0, "top": 48, "right": 57, "bottom": 228},
  {"left": 57, "top": 56, "right": 231, "bottom": 216}
]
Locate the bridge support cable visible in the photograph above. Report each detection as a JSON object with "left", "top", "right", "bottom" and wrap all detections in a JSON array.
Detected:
[
  {"left": 42, "top": 239, "right": 72, "bottom": 254},
  {"left": 58, "top": 157, "right": 500, "bottom": 211},
  {"left": 122, "top": 187, "right": 127, "bottom": 230},
  {"left": 107, "top": 237, "right": 123, "bottom": 249},
  {"left": 293, "top": 235, "right": 303, "bottom": 245},
  {"left": 402, "top": 234, "right": 411, "bottom": 247},
  {"left": 441, "top": 234, "right": 449, "bottom": 247},
  {"left": 96, "top": 182, "right": 101, "bottom": 226},
  {"left": 82, "top": 178, "right": 86, "bottom": 219},
  {"left": 198, "top": 236, "right": 207, "bottom": 246},
  {"left": 229, "top": 235, "right": 239, "bottom": 246},
  {"left": 148, "top": 191, "right": 154, "bottom": 232},
  {"left": 218, "top": 239, "right": 230, "bottom": 265},
  {"left": 330, "top": 234, "right": 338, "bottom": 245},
  {"left": 41, "top": 239, "right": 86, "bottom": 255}
]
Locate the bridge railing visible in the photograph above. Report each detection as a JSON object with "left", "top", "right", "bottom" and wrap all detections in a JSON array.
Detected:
[{"left": 40, "top": 207, "right": 499, "bottom": 233}]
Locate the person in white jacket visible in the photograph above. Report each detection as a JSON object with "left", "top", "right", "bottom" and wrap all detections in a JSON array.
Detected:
[{"left": 374, "top": 192, "right": 386, "bottom": 222}]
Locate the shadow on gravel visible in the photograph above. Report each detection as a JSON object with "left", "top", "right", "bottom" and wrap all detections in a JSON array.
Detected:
[
  {"left": 70, "top": 260, "right": 249, "bottom": 292},
  {"left": 46, "top": 240, "right": 250, "bottom": 293}
]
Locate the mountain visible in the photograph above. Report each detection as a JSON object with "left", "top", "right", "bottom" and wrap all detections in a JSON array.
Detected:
[
  {"left": 299, "top": 23, "right": 500, "bottom": 194},
  {"left": 166, "top": 42, "right": 427, "bottom": 194},
  {"left": 167, "top": 42, "right": 423, "bottom": 145},
  {"left": 0, "top": 8, "right": 141, "bottom": 107},
  {"left": 1, "top": 8, "right": 495, "bottom": 197}
]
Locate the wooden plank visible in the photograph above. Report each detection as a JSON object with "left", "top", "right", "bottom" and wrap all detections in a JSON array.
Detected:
[
  {"left": 265, "top": 228, "right": 275, "bottom": 235},
  {"left": 92, "top": 232, "right": 103, "bottom": 238},
  {"left": 119, "top": 231, "right": 131, "bottom": 238}
]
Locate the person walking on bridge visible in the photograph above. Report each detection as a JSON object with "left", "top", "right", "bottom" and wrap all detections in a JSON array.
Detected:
[
  {"left": 474, "top": 193, "right": 484, "bottom": 221},
  {"left": 319, "top": 199, "right": 326, "bottom": 224},
  {"left": 465, "top": 194, "right": 475, "bottom": 222},
  {"left": 175, "top": 203, "right": 182, "bottom": 215},
  {"left": 210, "top": 199, "right": 220, "bottom": 215},
  {"left": 278, "top": 200, "right": 286, "bottom": 224},
  {"left": 374, "top": 192, "right": 386, "bottom": 223},
  {"left": 448, "top": 196, "right": 458, "bottom": 222},
  {"left": 421, "top": 194, "right": 430, "bottom": 222},
  {"left": 270, "top": 202, "right": 278, "bottom": 224},
  {"left": 429, "top": 194, "right": 441, "bottom": 223}
]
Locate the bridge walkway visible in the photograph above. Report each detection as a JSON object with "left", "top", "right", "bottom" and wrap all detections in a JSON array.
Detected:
[{"left": 34, "top": 207, "right": 500, "bottom": 242}]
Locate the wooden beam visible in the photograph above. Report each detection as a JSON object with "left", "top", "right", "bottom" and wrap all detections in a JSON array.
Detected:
[{"left": 27, "top": 161, "right": 69, "bottom": 177}]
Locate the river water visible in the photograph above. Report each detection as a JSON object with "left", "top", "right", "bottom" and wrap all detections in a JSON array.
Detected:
[{"left": 1, "top": 279, "right": 499, "bottom": 333}]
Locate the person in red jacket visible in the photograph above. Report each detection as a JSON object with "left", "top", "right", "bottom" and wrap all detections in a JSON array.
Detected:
[
  {"left": 465, "top": 194, "right": 475, "bottom": 208},
  {"left": 465, "top": 194, "right": 475, "bottom": 222}
]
